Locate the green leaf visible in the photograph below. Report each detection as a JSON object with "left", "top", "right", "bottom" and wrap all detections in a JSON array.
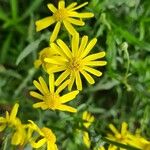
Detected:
[
  {"left": 114, "top": 26, "right": 150, "bottom": 51},
  {"left": 16, "top": 32, "right": 50, "bottom": 65},
  {"left": 16, "top": 39, "right": 41, "bottom": 65}
]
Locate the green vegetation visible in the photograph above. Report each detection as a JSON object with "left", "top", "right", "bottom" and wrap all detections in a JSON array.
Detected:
[{"left": 0, "top": 0, "right": 150, "bottom": 149}]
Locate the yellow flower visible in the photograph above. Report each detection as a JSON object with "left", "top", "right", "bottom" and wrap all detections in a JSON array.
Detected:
[
  {"left": 0, "top": 103, "right": 19, "bottom": 131},
  {"left": 107, "top": 122, "right": 130, "bottom": 144},
  {"left": 30, "top": 74, "right": 79, "bottom": 113},
  {"left": 82, "top": 111, "right": 94, "bottom": 128},
  {"left": 35, "top": 0, "right": 94, "bottom": 42},
  {"left": 0, "top": 103, "right": 28, "bottom": 146},
  {"left": 46, "top": 33, "right": 107, "bottom": 91},
  {"left": 28, "top": 120, "right": 58, "bottom": 150},
  {"left": 34, "top": 47, "right": 58, "bottom": 70},
  {"left": 11, "top": 123, "right": 27, "bottom": 146}
]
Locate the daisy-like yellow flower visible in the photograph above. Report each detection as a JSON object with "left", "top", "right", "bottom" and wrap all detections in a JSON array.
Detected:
[
  {"left": 45, "top": 33, "right": 107, "bottom": 91},
  {"left": 0, "top": 103, "right": 20, "bottom": 131},
  {"left": 30, "top": 74, "right": 79, "bottom": 113},
  {"left": 28, "top": 120, "right": 58, "bottom": 150},
  {"left": 36, "top": 0, "right": 94, "bottom": 42},
  {"left": 107, "top": 122, "right": 131, "bottom": 145},
  {"left": 0, "top": 103, "right": 28, "bottom": 146},
  {"left": 82, "top": 111, "right": 95, "bottom": 128},
  {"left": 34, "top": 47, "right": 57, "bottom": 70}
]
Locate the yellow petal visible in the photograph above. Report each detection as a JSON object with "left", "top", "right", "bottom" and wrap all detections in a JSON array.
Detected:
[
  {"left": 78, "top": 35, "right": 88, "bottom": 56},
  {"left": 67, "top": 2, "right": 77, "bottom": 9},
  {"left": 49, "top": 74, "right": 55, "bottom": 93},
  {"left": 0, "top": 117, "right": 6, "bottom": 123},
  {"left": 82, "top": 111, "right": 88, "bottom": 120},
  {"left": 55, "top": 70, "right": 70, "bottom": 86},
  {"left": 83, "top": 66, "right": 102, "bottom": 76},
  {"left": 34, "top": 59, "right": 42, "bottom": 68},
  {"left": 56, "top": 80, "right": 70, "bottom": 94},
  {"left": 57, "top": 39, "right": 72, "bottom": 58},
  {"left": 70, "top": 2, "right": 88, "bottom": 11},
  {"left": 75, "top": 71, "right": 82, "bottom": 90},
  {"left": 109, "top": 124, "right": 120, "bottom": 135},
  {"left": 47, "top": 4, "right": 57, "bottom": 13},
  {"left": 72, "top": 12, "right": 94, "bottom": 18},
  {"left": 58, "top": 0, "right": 65, "bottom": 9},
  {"left": 80, "top": 70, "right": 95, "bottom": 84},
  {"left": 39, "top": 76, "right": 49, "bottom": 94},
  {"left": 81, "top": 38, "right": 97, "bottom": 58},
  {"left": 67, "top": 18, "right": 85, "bottom": 26},
  {"left": 47, "top": 66, "right": 66, "bottom": 74},
  {"left": 0, "top": 125, "right": 6, "bottom": 132},
  {"left": 83, "top": 131, "right": 91, "bottom": 148},
  {"left": 68, "top": 72, "right": 75, "bottom": 91},
  {"left": 47, "top": 142, "right": 58, "bottom": 150},
  {"left": 30, "top": 91, "right": 44, "bottom": 100},
  {"left": 10, "top": 103, "right": 19, "bottom": 121},
  {"left": 35, "top": 16, "right": 55, "bottom": 32},
  {"left": 60, "top": 90, "right": 79, "bottom": 103},
  {"left": 33, "top": 102, "right": 48, "bottom": 110},
  {"left": 31, "top": 138, "right": 46, "bottom": 148},
  {"left": 50, "top": 22, "right": 61, "bottom": 43},
  {"left": 44, "top": 57, "right": 66, "bottom": 65},
  {"left": 121, "top": 122, "right": 128, "bottom": 135},
  {"left": 63, "top": 20, "right": 77, "bottom": 35},
  {"left": 57, "top": 104, "right": 77, "bottom": 113},
  {"left": 11, "top": 131, "right": 21, "bottom": 145},
  {"left": 33, "top": 80, "right": 45, "bottom": 95},
  {"left": 86, "top": 61, "right": 107, "bottom": 66},
  {"left": 72, "top": 32, "right": 79, "bottom": 57},
  {"left": 50, "top": 43, "right": 68, "bottom": 59},
  {"left": 83, "top": 51, "right": 106, "bottom": 61}
]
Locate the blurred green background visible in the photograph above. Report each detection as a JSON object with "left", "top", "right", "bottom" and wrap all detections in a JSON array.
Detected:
[{"left": 0, "top": 0, "right": 150, "bottom": 149}]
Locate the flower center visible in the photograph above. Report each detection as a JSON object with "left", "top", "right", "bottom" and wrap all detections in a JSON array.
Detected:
[
  {"left": 44, "top": 93, "right": 60, "bottom": 109},
  {"left": 68, "top": 57, "right": 81, "bottom": 71},
  {"left": 41, "top": 127, "right": 56, "bottom": 143},
  {"left": 54, "top": 9, "right": 68, "bottom": 21}
]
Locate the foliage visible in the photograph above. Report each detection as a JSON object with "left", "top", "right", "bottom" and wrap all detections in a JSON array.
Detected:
[{"left": 0, "top": 0, "right": 150, "bottom": 149}]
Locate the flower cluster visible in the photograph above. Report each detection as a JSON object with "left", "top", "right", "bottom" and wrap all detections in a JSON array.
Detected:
[
  {"left": 0, "top": 103, "right": 57, "bottom": 149},
  {"left": 1, "top": 0, "right": 106, "bottom": 149},
  {"left": 98, "top": 122, "right": 150, "bottom": 150}
]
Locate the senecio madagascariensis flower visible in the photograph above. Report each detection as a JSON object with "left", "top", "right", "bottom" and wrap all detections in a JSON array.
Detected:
[
  {"left": 28, "top": 120, "right": 58, "bottom": 150},
  {"left": 0, "top": 103, "right": 20, "bottom": 131},
  {"left": 0, "top": 103, "right": 27, "bottom": 146},
  {"left": 45, "top": 33, "right": 107, "bottom": 91},
  {"left": 34, "top": 47, "right": 58, "bottom": 70},
  {"left": 35, "top": 0, "right": 94, "bottom": 42},
  {"left": 30, "top": 74, "right": 79, "bottom": 112}
]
